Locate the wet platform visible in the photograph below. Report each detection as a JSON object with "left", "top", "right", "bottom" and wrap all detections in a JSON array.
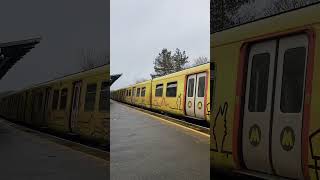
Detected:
[
  {"left": 110, "top": 100, "right": 209, "bottom": 180},
  {"left": 0, "top": 118, "right": 108, "bottom": 180}
]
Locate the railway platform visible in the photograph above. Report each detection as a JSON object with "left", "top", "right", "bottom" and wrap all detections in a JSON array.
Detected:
[
  {"left": 110, "top": 100, "right": 210, "bottom": 180},
  {"left": 0, "top": 118, "right": 108, "bottom": 180}
]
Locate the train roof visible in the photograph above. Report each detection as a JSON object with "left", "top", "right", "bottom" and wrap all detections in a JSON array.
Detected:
[
  {"left": 212, "top": 3, "right": 320, "bottom": 48},
  {"left": 115, "top": 63, "right": 210, "bottom": 90},
  {"left": 0, "top": 37, "right": 41, "bottom": 80},
  {"left": 110, "top": 74, "right": 122, "bottom": 86},
  {"left": 152, "top": 63, "right": 209, "bottom": 81},
  {"left": 9, "top": 64, "right": 109, "bottom": 95}
]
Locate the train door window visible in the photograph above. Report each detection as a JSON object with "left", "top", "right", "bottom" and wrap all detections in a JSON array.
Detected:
[
  {"left": 166, "top": 82, "right": 177, "bottom": 97},
  {"left": 141, "top": 87, "right": 146, "bottom": 97},
  {"left": 248, "top": 53, "right": 270, "bottom": 112},
  {"left": 197, "top": 77, "right": 205, "bottom": 97},
  {"left": 137, "top": 88, "right": 140, "bottom": 97},
  {"left": 84, "top": 83, "right": 97, "bottom": 111},
  {"left": 187, "top": 78, "right": 195, "bottom": 97},
  {"left": 280, "top": 47, "right": 306, "bottom": 113},
  {"left": 99, "top": 81, "right": 108, "bottom": 111},
  {"left": 52, "top": 90, "right": 59, "bottom": 110},
  {"left": 155, "top": 84, "right": 163, "bottom": 97},
  {"left": 129, "top": 89, "right": 131, "bottom": 96},
  {"left": 59, "top": 88, "right": 68, "bottom": 110}
]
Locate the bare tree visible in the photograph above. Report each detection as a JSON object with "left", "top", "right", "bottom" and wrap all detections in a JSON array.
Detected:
[
  {"left": 192, "top": 56, "right": 209, "bottom": 67},
  {"left": 234, "top": 0, "right": 318, "bottom": 21},
  {"left": 78, "top": 48, "right": 109, "bottom": 71},
  {"left": 264, "top": 0, "right": 318, "bottom": 16}
]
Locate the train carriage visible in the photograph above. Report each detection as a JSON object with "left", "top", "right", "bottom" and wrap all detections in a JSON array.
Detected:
[
  {"left": 211, "top": 4, "right": 320, "bottom": 180},
  {"left": 111, "top": 63, "right": 210, "bottom": 122},
  {"left": 0, "top": 65, "right": 109, "bottom": 146},
  {"left": 131, "top": 80, "right": 152, "bottom": 108}
]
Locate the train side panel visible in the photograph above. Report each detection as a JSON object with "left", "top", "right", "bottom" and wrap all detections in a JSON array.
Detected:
[
  {"left": 211, "top": 42, "right": 239, "bottom": 171},
  {"left": 151, "top": 75, "right": 185, "bottom": 116}
]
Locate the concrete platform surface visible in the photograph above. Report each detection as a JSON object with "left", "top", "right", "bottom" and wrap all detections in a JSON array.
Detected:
[
  {"left": 0, "top": 118, "right": 108, "bottom": 180},
  {"left": 110, "top": 100, "right": 210, "bottom": 180}
]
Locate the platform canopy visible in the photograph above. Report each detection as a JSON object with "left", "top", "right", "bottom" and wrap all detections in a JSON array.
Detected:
[
  {"left": 110, "top": 74, "right": 122, "bottom": 86},
  {"left": 0, "top": 37, "right": 41, "bottom": 80}
]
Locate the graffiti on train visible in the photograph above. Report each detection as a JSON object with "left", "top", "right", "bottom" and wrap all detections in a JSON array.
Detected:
[
  {"left": 206, "top": 102, "right": 211, "bottom": 116},
  {"left": 152, "top": 93, "right": 183, "bottom": 110},
  {"left": 212, "top": 102, "right": 232, "bottom": 157},
  {"left": 309, "top": 129, "right": 320, "bottom": 180}
]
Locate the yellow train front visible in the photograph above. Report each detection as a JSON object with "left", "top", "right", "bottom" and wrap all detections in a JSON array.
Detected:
[
  {"left": 0, "top": 65, "right": 109, "bottom": 146},
  {"left": 211, "top": 4, "right": 320, "bottom": 180},
  {"left": 111, "top": 63, "right": 210, "bottom": 123}
]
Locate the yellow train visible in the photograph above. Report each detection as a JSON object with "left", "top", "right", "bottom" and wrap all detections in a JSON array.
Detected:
[
  {"left": 111, "top": 63, "right": 211, "bottom": 123},
  {"left": 0, "top": 65, "right": 109, "bottom": 146},
  {"left": 211, "top": 4, "right": 320, "bottom": 180}
]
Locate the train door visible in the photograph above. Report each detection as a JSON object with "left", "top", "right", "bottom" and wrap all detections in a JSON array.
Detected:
[
  {"left": 241, "top": 34, "right": 308, "bottom": 179},
  {"left": 70, "top": 81, "right": 82, "bottom": 133},
  {"left": 195, "top": 72, "right": 207, "bottom": 119},
  {"left": 186, "top": 74, "right": 196, "bottom": 117},
  {"left": 132, "top": 87, "right": 136, "bottom": 104},
  {"left": 186, "top": 72, "right": 208, "bottom": 119},
  {"left": 42, "top": 88, "right": 51, "bottom": 127}
]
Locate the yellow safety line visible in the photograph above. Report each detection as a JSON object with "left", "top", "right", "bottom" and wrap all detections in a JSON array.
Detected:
[{"left": 128, "top": 106, "right": 210, "bottom": 138}]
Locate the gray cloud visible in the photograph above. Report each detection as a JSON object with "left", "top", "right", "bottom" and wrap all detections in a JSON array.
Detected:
[
  {"left": 110, "top": 0, "right": 209, "bottom": 90},
  {"left": 0, "top": 0, "right": 109, "bottom": 92}
]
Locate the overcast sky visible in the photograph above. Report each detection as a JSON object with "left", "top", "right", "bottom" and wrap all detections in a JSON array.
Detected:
[
  {"left": 110, "top": 0, "right": 210, "bottom": 90},
  {"left": 0, "top": 0, "right": 108, "bottom": 92}
]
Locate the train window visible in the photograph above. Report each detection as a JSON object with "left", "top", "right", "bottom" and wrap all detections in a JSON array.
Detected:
[
  {"left": 59, "top": 88, "right": 68, "bottom": 110},
  {"left": 198, "top": 77, "right": 205, "bottom": 97},
  {"left": 99, "top": 81, "right": 108, "bottom": 111},
  {"left": 280, "top": 47, "right": 306, "bottom": 113},
  {"left": 85, "top": 83, "right": 97, "bottom": 111},
  {"left": 166, "top": 82, "right": 177, "bottom": 97},
  {"left": 137, "top": 88, "right": 140, "bottom": 97},
  {"left": 141, "top": 87, "right": 146, "bottom": 97},
  {"left": 188, "top": 78, "right": 194, "bottom": 97},
  {"left": 132, "top": 88, "right": 136, "bottom": 97},
  {"left": 52, "top": 90, "right": 59, "bottom": 110},
  {"left": 38, "top": 93, "right": 43, "bottom": 110},
  {"left": 248, "top": 53, "right": 270, "bottom": 112},
  {"left": 155, "top": 84, "right": 163, "bottom": 97},
  {"left": 129, "top": 89, "right": 131, "bottom": 96}
]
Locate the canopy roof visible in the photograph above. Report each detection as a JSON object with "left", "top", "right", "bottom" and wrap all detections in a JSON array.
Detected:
[
  {"left": 110, "top": 74, "right": 122, "bottom": 86},
  {"left": 0, "top": 37, "right": 41, "bottom": 80}
]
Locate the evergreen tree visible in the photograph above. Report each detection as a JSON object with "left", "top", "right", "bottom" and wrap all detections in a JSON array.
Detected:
[
  {"left": 172, "top": 48, "right": 189, "bottom": 72},
  {"left": 151, "top": 48, "right": 189, "bottom": 79},
  {"left": 151, "top": 48, "right": 174, "bottom": 78}
]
